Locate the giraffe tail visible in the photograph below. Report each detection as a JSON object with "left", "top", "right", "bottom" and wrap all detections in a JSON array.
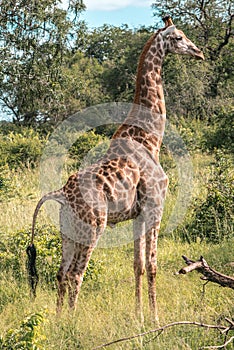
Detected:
[{"left": 26, "top": 189, "right": 65, "bottom": 298}]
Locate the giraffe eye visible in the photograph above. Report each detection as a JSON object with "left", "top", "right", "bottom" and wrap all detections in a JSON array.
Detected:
[{"left": 176, "top": 36, "right": 183, "bottom": 41}]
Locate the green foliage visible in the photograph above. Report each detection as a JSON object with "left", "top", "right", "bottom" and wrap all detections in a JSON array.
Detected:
[
  {"left": 77, "top": 24, "right": 153, "bottom": 102},
  {"left": 0, "top": 129, "right": 45, "bottom": 169},
  {"left": 163, "top": 56, "right": 209, "bottom": 119},
  {"left": 152, "top": 0, "right": 234, "bottom": 122},
  {"left": 69, "top": 130, "right": 109, "bottom": 168},
  {"left": 101, "top": 26, "right": 152, "bottom": 102},
  {"left": 61, "top": 51, "right": 107, "bottom": 114},
  {"left": 204, "top": 109, "right": 234, "bottom": 151},
  {"left": 0, "top": 166, "right": 11, "bottom": 200},
  {"left": 0, "top": 0, "right": 85, "bottom": 125},
  {"left": 0, "top": 225, "right": 102, "bottom": 290},
  {"left": 0, "top": 227, "right": 33, "bottom": 282},
  {"left": 0, "top": 312, "right": 45, "bottom": 349},
  {"left": 0, "top": 1, "right": 232, "bottom": 130},
  {"left": 180, "top": 151, "right": 233, "bottom": 242},
  {"left": 164, "top": 112, "right": 233, "bottom": 154},
  {"left": 166, "top": 116, "right": 208, "bottom": 152},
  {"left": 32, "top": 225, "right": 62, "bottom": 289}
]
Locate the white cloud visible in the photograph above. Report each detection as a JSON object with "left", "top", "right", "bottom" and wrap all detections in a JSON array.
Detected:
[{"left": 84, "top": 0, "right": 152, "bottom": 11}]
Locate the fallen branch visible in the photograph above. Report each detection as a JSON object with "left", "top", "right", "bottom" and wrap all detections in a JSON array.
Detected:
[
  {"left": 202, "top": 336, "right": 234, "bottom": 349},
  {"left": 93, "top": 258, "right": 234, "bottom": 349},
  {"left": 176, "top": 255, "right": 234, "bottom": 289},
  {"left": 92, "top": 321, "right": 231, "bottom": 350}
]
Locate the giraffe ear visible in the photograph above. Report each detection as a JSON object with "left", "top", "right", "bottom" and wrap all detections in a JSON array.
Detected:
[{"left": 161, "top": 25, "right": 176, "bottom": 37}]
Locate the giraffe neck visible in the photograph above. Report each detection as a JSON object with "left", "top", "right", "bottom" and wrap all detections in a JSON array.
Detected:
[
  {"left": 134, "top": 32, "right": 165, "bottom": 115},
  {"left": 113, "top": 31, "right": 166, "bottom": 161}
]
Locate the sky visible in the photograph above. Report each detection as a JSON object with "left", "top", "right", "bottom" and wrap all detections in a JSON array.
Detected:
[{"left": 80, "top": 0, "right": 156, "bottom": 29}]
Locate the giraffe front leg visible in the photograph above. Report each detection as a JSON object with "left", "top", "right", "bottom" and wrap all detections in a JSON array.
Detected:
[
  {"left": 133, "top": 216, "right": 146, "bottom": 322},
  {"left": 146, "top": 227, "right": 159, "bottom": 323}
]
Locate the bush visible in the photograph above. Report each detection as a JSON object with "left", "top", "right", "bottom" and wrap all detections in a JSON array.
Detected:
[
  {"left": 0, "top": 166, "right": 12, "bottom": 201},
  {"left": 69, "top": 130, "right": 109, "bottom": 168},
  {"left": 0, "top": 225, "right": 102, "bottom": 290},
  {"left": 0, "top": 312, "right": 45, "bottom": 349},
  {"left": 204, "top": 110, "right": 234, "bottom": 152},
  {"left": 179, "top": 150, "right": 233, "bottom": 243},
  {"left": 0, "top": 129, "right": 46, "bottom": 169}
]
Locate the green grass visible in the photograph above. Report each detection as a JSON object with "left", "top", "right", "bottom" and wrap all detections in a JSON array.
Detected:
[
  {"left": 0, "top": 154, "right": 233, "bottom": 349},
  {"left": 0, "top": 238, "right": 233, "bottom": 349}
]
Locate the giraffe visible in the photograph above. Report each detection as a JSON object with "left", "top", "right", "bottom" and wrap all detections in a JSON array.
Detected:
[{"left": 27, "top": 15, "right": 204, "bottom": 321}]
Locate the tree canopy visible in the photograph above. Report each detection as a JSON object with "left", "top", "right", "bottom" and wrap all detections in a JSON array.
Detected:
[
  {"left": 152, "top": 0, "right": 233, "bottom": 121},
  {"left": 0, "top": 0, "right": 85, "bottom": 124},
  {"left": 0, "top": 0, "right": 233, "bottom": 132}
]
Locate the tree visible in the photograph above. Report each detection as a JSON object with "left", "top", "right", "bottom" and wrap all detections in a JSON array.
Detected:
[
  {"left": 76, "top": 24, "right": 133, "bottom": 63},
  {"left": 78, "top": 24, "right": 154, "bottom": 102},
  {"left": 102, "top": 26, "right": 153, "bottom": 102},
  {"left": 0, "top": 0, "right": 85, "bottom": 125},
  {"left": 152, "top": 0, "right": 233, "bottom": 60},
  {"left": 151, "top": 0, "right": 234, "bottom": 120},
  {"left": 61, "top": 51, "right": 107, "bottom": 114}
]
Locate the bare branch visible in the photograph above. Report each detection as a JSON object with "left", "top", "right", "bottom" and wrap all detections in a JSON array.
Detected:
[
  {"left": 92, "top": 321, "right": 229, "bottom": 350},
  {"left": 213, "top": 13, "right": 234, "bottom": 58},
  {"left": 176, "top": 256, "right": 234, "bottom": 289},
  {"left": 202, "top": 336, "right": 234, "bottom": 349}
]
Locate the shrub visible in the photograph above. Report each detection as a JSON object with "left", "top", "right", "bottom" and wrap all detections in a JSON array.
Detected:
[
  {"left": 69, "top": 130, "right": 109, "bottom": 168},
  {"left": 204, "top": 110, "right": 234, "bottom": 152},
  {"left": 166, "top": 116, "right": 208, "bottom": 153},
  {"left": 0, "top": 312, "right": 45, "bottom": 349},
  {"left": 0, "top": 129, "right": 45, "bottom": 169},
  {"left": 180, "top": 150, "right": 233, "bottom": 242},
  {"left": 0, "top": 166, "right": 12, "bottom": 201},
  {"left": 0, "top": 225, "right": 102, "bottom": 290}
]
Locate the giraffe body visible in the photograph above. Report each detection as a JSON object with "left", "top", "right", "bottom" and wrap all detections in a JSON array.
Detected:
[{"left": 28, "top": 16, "right": 204, "bottom": 320}]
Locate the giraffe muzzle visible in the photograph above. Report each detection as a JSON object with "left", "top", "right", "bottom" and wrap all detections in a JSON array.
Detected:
[
  {"left": 195, "top": 51, "right": 205, "bottom": 60},
  {"left": 192, "top": 48, "right": 205, "bottom": 60}
]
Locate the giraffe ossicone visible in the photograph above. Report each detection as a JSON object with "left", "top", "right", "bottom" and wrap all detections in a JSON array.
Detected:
[{"left": 27, "top": 16, "right": 204, "bottom": 320}]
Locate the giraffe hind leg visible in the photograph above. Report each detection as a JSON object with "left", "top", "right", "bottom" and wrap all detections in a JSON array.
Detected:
[
  {"left": 67, "top": 243, "right": 96, "bottom": 310},
  {"left": 57, "top": 273, "right": 68, "bottom": 314},
  {"left": 65, "top": 214, "right": 107, "bottom": 310},
  {"left": 56, "top": 236, "right": 76, "bottom": 313}
]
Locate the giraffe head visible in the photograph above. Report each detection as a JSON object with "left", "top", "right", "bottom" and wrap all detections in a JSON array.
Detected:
[{"left": 161, "top": 15, "right": 204, "bottom": 60}]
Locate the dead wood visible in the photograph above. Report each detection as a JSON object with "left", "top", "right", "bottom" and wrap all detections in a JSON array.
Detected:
[
  {"left": 92, "top": 319, "right": 234, "bottom": 350},
  {"left": 176, "top": 255, "right": 234, "bottom": 289}
]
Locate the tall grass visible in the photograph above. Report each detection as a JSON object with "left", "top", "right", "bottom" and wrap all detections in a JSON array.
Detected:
[
  {"left": 0, "top": 238, "right": 233, "bottom": 349},
  {"left": 0, "top": 153, "right": 233, "bottom": 349},
  {"left": 0, "top": 168, "right": 51, "bottom": 233}
]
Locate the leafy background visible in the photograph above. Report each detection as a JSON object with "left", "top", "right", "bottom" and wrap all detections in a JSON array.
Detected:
[{"left": 0, "top": 0, "right": 233, "bottom": 349}]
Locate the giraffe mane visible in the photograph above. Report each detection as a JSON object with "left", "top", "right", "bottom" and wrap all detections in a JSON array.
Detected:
[{"left": 134, "top": 29, "right": 162, "bottom": 105}]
